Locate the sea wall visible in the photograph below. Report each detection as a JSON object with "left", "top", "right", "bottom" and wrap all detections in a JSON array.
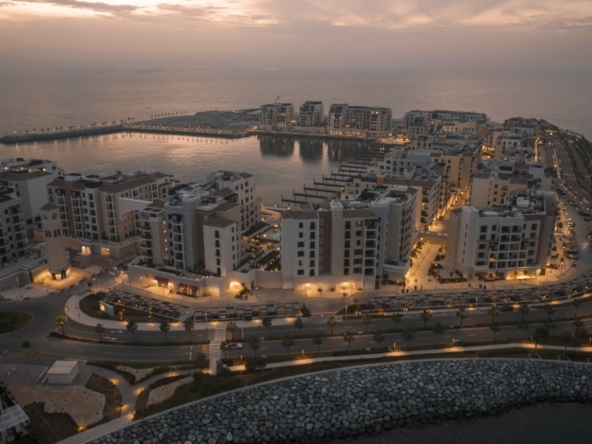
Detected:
[{"left": 92, "top": 359, "right": 592, "bottom": 444}]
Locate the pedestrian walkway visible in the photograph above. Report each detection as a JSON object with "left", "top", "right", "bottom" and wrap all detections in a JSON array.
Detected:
[{"left": 208, "top": 324, "right": 227, "bottom": 375}]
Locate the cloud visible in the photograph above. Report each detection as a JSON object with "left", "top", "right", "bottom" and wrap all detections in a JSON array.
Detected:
[{"left": 15, "top": 0, "right": 139, "bottom": 16}]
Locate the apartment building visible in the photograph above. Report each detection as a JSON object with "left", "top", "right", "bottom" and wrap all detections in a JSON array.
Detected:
[
  {"left": 470, "top": 160, "right": 552, "bottom": 208},
  {"left": 259, "top": 103, "right": 295, "bottom": 126},
  {"left": 0, "top": 186, "right": 28, "bottom": 264},
  {"left": 299, "top": 101, "right": 324, "bottom": 127},
  {"left": 0, "top": 159, "right": 62, "bottom": 235},
  {"left": 46, "top": 169, "right": 175, "bottom": 257},
  {"left": 40, "top": 202, "right": 69, "bottom": 280},
  {"left": 281, "top": 201, "right": 379, "bottom": 290},
  {"left": 205, "top": 171, "right": 260, "bottom": 233},
  {"left": 346, "top": 163, "right": 445, "bottom": 230},
  {"left": 404, "top": 110, "right": 488, "bottom": 136},
  {"left": 445, "top": 191, "right": 556, "bottom": 278},
  {"left": 138, "top": 200, "right": 167, "bottom": 266},
  {"left": 327, "top": 104, "right": 392, "bottom": 132},
  {"left": 164, "top": 181, "right": 242, "bottom": 275}
]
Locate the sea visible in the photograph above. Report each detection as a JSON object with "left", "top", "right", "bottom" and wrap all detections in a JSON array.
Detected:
[
  {"left": 1, "top": 69, "right": 592, "bottom": 439},
  {"left": 0, "top": 69, "right": 591, "bottom": 204}
]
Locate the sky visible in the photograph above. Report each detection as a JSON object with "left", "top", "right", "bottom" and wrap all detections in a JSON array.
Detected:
[{"left": 1, "top": 0, "right": 591, "bottom": 71}]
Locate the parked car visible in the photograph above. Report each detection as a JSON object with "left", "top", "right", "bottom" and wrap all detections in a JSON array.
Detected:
[
  {"left": 227, "top": 342, "right": 243, "bottom": 350},
  {"left": 499, "top": 305, "right": 514, "bottom": 312}
]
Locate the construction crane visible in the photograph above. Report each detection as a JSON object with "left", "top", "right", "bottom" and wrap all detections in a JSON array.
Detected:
[{"left": 274, "top": 96, "right": 280, "bottom": 104}]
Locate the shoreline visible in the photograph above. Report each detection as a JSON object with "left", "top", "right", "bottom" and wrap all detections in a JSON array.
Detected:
[{"left": 89, "top": 359, "right": 592, "bottom": 444}]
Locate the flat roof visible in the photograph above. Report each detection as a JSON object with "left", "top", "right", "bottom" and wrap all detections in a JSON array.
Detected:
[
  {"left": 0, "top": 405, "right": 28, "bottom": 433},
  {"left": 47, "top": 360, "right": 78, "bottom": 374}
]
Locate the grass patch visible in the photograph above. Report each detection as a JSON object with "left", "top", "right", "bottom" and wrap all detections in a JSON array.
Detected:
[
  {"left": 134, "top": 373, "right": 241, "bottom": 418},
  {"left": 0, "top": 311, "right": 32, "bottom": 333},
  {"left": 256, "top": 250, "right": 279, "bottom": 267},
  {"left": 242, "top": 222, "right": 268, "bottom": 238},
  {"left": 85, "top": 374, "right": 123, "bottom": 422},
  {"left": 80, "top": 293, "right": 170, "bottom": 323}
]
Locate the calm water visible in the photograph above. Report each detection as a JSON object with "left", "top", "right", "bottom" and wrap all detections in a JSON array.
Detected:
[
  {"left": 337, "top": 403, "right": 592, "bottom": 444},
  {"left": 1, "top": 69, "right": 591, "bottom": 203}
]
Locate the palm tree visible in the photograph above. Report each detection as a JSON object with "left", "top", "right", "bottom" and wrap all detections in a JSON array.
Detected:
[
  {"left": 402, "top": 327, "right": 416, "bottom": 350},
  {"left": 262, "top": 317, "right": 272, "bottom": 334},
  {"left": 559, "top": 331, "right": 575, "bottom": 356},
  {"left": 519, "top": 304, "right": 530, "bottom": 321},
  {"left": 456, "top": 307, "right": 467, "bottom": 328},
  {"left": 282, "top": 335, "right": 295, "bottom": 355},
  {"left": 312, "top": 333, "right": 325, "bottom": 354},
  {"left": 95, "top": 323, "right": 105, "bottom": 342},
  {"left": 373, "top": 331, "right": 385, "bottom": 348},
  {"left": 490, "top": 322, "right": 501, "bottom": 343},
  {"left": 573, "top": 319, "right": 584, "bottom": 336},
  {"left": 573, "top": 299, "right": 583, "bottom": 319},
  {"left": 420, "top": 309, "right": 432, "bottom": 328},
  {"left": 342, "top": 330, "right": 355, "bottom": 353},
  {"left": 248, "top": 337, "right": 261, "bottom": 357},
  {"left": 220, "top": 340, "right": 229, "bottom": 360},
  {"left": 361, "top": 314, "right": 372, "bottom": 333},
  {"left": 183, "top": 318, "right": 194, "bottom": 343},
  {"left": 543, "top": 319, "right": 556, "bottom": 333},
  {"left": 159, "top": 320, "right": 171, "bottom": 343},
  {"left": 517, "top": 321, "right": 529, "bottom": 339},
  {"left": 126, "top": 320, "right": 138, "bottom": 343},
  {"left": 55, "top": 315, "right": 67, "bottom": 335},
  {"left": 432, "top": 322, "right": 445, "bottom": 345},
  {"left": 327, "top": 315, "right": 338, "bottom": 335},
  {"left": 543, "top": 306, "right": 555, "bottom": 322},
  {"left": 487, "top": 305, "right": 499, "bottom": 323},
  {"left": 294, "top": 318, "right": 304, "bottom": 334},
  {"left": 533, "top": 327, "right": 549, "bottom": 349},
  {"left": 226, "top": 321, "right": 238, "bottom": 341},
  {"left": 391, "top": 313, "right": 403, "bottom": 332}
]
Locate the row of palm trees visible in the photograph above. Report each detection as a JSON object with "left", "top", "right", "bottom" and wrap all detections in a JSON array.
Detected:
[{"left": 14, "top": 118, "right": 135, "bottom": 136}]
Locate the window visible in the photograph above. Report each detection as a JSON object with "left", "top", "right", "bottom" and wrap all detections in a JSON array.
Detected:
[
  {"left": 309, "top": 260, "right": 315, "bottom": 267},
  {"left": 297, "top": 251, "right": 304, "bottom": 257},
  {"left": 298, "top": 260, "right": 303, "bottom": 266},
  {"left": 297, "top": 270, "right": 304, "bottom": 276},
  {"left": 297, "top": 242, "right": 304, "bottom": 248},
  {"left": 310, "top": 222, "right": 316, "bottom": 230},
  {"left": 299, "top": 232, "right": 303, "bottom": 238},
  {"left": 345, "top": 221, "right": 351, "bottom": 229},
  {"left": 299, "top": 222, "right": 303, "bottom": 229},
  {"left": 309, "top": 270, "right": 315, "bottom": 276}
]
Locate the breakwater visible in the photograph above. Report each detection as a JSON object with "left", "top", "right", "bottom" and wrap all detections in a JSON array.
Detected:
[
  {"left": 92, "top": 359, "right": 592, "bottom": 444},
  {"left": 0, "top": 126, "right": 124, "bottom": 144}
]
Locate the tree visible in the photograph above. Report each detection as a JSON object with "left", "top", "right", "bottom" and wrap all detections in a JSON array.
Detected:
[
  {"left": 490, "top": 322, "right": 501, "bottom": 343},
  {"left": 559, "top": 331, "right": 575, "bottom": 356},
  {"left": 543, "top": 306, "right": 555, "bottom": 321},
  {"left": 519, "top": 304, "right": 530, "bottom": 321},
  {"left": 533, "top": 327, "right": 549, "bottom": 349},
  {"left": 361, "top": 314, "right": 372, "bottom": 333},
  {"left": 432, "top": 323, "right": 445, "bottom": 345},
  {"left": 517, "top": 321, "right": 530, "bottom": 339},
  {"left": 183, "top": 318, "right": 194, "bottom": 343},
  {"left": 342, "top": 330, "right": 355, "bottom": 353},
  {"left": 95, "top": 323, "right": 105, "bottom": 342},
  {"left": 282, "top": 335, "right": 295, "bottom": 355},
  {"left": 116, "top": 307, "right": 125, "bottom": 320},
  {"left": 391, "top": 313, "right": 403, "bottom": 331},
  {"left": 262, "top": 317, "right": 272, "bottom": 334},
  {"left": 373, "top": 331, "right": 385, "bottom": 348},
  {"left": 55, "top": 315, "right": 67, "bottom": 335},
  {"left": 126, "top": 320, "right": 138, "bottom": 343},
  {"left": 487, "top": 305, "right": 499, "bottom": 323},
  {"left": 226, "top": 321, "right": 238, "bottom": 341},
  {"left": 327, "top": 315, "right": 338, "bottom": 335},
  {"left": 159, "top": 320, "right": 171, "bottom": 343},
  {"left": 456, "top": 308, "right": 468, "bottom": 328},
  {"left": 248, "top": 337, "right": 261, "bottom": 358},
  {"left": 573, "top": 319, "right": 584, "bottom": 336},
  {"left": 312, "top": 333, "right": 325, "bottom": 354},
  {"left": 294, "top": 318, "right": 304, "bottom": 333},
  {"left": 220, "top": 340, "right": 229, "bottom": 360},
  {"left": 402, "top": 327, "right": 416, "bottom": 350},
  {"left": 543, "top": 319, "right": 556, "bottom": 333},
  {"left": 419, "top": 309, "right": 432, "bottom": 328},
  {"left": 573, "top": 299, "right": 583, "bottom": 319}
]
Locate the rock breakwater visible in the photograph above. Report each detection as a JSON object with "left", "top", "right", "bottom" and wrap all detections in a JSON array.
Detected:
[{"left": 93, "top": 359, "right": 592, "bottom": 444}]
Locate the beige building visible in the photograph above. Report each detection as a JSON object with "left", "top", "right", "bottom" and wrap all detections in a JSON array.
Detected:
[
  {"left": 259, "top": 103, "right": 295, "bottom": 127},
  {"left": 0, "top": 186, "right": 28, "bottom": 264},
  {"left": 46, "top": 170, "right": 175, "bottom": 258},
  {"left": 445, "top": 191, "right": 556, "bottom": 278},
  {"left": 40, "top": 202, "right": 69, "bottom": 280}
]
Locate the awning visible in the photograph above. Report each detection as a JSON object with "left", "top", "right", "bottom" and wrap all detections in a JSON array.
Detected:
[
  {"left": 476, "top": 272, "right": 489, "bottom": 278},
  {"left": 178, "top": 283, "right": 188, "bottom": 289},
  {"left": 189, "top": 285, "right": 198, "bottom": 292},
  {"left": 155, "top": 276, "right": 169, "bottom": 284}
]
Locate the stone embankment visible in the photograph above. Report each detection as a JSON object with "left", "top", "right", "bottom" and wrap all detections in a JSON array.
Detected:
[{"left": 93, "top": 359, "right": 592, "bottom": 444}]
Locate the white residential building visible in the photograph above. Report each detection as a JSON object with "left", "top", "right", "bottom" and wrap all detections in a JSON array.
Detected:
[
  {"left": 0, "top": 186, "right": 28, "bottom": 264},
  {"left": 259, "top": 103, "right": 295, "bottom": 126},
  {"left": 299, "top": 101, "right": 324, "bottom": 127}
]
